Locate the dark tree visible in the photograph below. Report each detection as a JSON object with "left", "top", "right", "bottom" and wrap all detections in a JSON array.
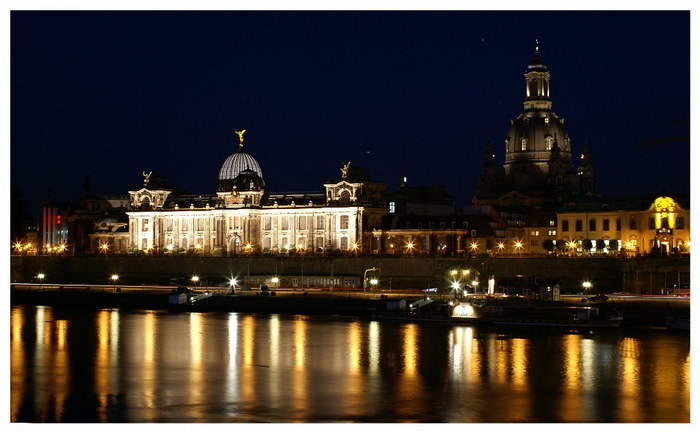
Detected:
[
  {"left": 608, "top": 239, "right": 620, "bottom": 252},
  {"left": 582, "top": 239, "right": 593, "bottom": 251},
  {"left": 542, "top": 239, "right": 555, "bottom": 252},
  {"left": 596, "top": 239, "right": 606, "bottom": 252}
]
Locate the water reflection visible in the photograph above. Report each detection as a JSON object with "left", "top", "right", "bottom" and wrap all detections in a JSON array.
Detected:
[{"left": 10, "top": 305, "right": 690, "bottom": 423}]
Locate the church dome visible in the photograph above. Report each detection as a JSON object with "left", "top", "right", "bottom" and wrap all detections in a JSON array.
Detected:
[{"left": 218, "top": 150, "right": 264, "bottom": 182}]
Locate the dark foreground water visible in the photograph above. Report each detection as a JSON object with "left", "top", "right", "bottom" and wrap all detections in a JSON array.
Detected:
[{"left": 10, "top": 305, "right": 690, "bottom": 423}]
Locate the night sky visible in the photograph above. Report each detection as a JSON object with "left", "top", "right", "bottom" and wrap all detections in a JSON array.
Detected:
[{"left": 10, "top": 10, "right": 690, "bottom": 216}]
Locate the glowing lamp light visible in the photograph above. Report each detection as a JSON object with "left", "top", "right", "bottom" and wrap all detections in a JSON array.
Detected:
[
  {"left": 166, "top": 244, "right": 174, "bottom": 251},
  {"left": 470, "top": 242, "right": 479, "bottom": 251},
  {"left": 37, "top": 273, "right": 45, "bottom": 281},
  {"left": 111, "top": 274, "right": 119, "bottom": 282},
  {"left": 582, "top": 281, "right": 592, "bottom": 290},
  {"left": 191, "top": 275, "right": 200, "bottom": 283},
  {"left": 230, "top": 278, "right": 237, "bottom": 287},
  {"left": 271, "top": 277, "right": 280, "bottom": 284},
  {"left": 370, "top": 278, "right": 379, "bottom": 286},
  {"left": 451, "top": 281, "right": 461, "bottom": 290},
  {"left": 462, "top": 269, "right": 470, "bottom": 276},
  {"left": 450, "top": 269, "right": 458, "bottom": 276},
  {"left": 453, "top": 304, "right": 475, "bottom": 318}
]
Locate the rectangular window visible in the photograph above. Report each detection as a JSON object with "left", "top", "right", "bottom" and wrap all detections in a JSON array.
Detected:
[
  {"left": 181, "top": 218, "right": 188, "bottom": 231},
  {"left": 316, "top": 216, "right": 324, "bottom": 229},
  {"left": 677, "top": 217, "right": 685, "bottom": 229},
  {"left": 264, "top": 216, "right": 272, "bottom": 231},
  {"left": 589, "top": 219, "right": 596, "bottom": 231},
  {"left": 616, "top": 218, "right": 621, "bottom": 231},
  {"left": 166, "top": 218, "right": 173, "bottom": 231},
  {"left": 649, "top": 217, "right": 655, "bottom": 230},
  {"left": 281, "top": 216, "right": 289, "bottom": 231},
  {"left": 197, "top": 218, "right": 205, "bottom": 231},
  {"left": 389, "top": 202, "right": 395, "bottom": 213},
  {"left": 630, "top": 218, "right": 637, "bottom": 230},
  {"left": 234, "top": 216, "right": 240, "bottom": 229},
  {"left": 548, "top": 230, "right": 557, "bottom": 236},
  {"left": 531, "top": 240, "right": 538, "bottom": 246},
  {"left": 298, "top": 216, "right": 307, "bottom": 230},
  {"left": 340, "top": 215, "right": 349, "bottom": 230},
  {"left": 562, "top": 220, "right": 569, "bottom": 232},
  {"left": 575, "top": 220, "right": 582, "bottom": 232},
  {"left": 530, "top": 230, "right": 539, "bottom": 236},
  {"left": 603, "top": 219, "right": 609, "bottom": 231},
  {"left": 142, "top": 219, "right": 149, "bottom": 231},
  {"left": 315, "top": 237, "right": 324, "bottom": 250},
  {"left": 549, "top": 220, "right": 556, "bottom": 227}
]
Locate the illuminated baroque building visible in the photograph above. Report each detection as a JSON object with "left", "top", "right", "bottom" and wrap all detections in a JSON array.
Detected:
[
  {"left": 474, "top": 43, "right": 598, "bottom": 209},
  {"left": 556, "top": 195, "right": 690, "bottom": 256},
  {"left": 125, "top": 133, "right": 388, "bottom": 255}
]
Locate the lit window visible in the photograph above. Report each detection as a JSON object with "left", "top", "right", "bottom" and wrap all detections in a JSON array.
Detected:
[
  {"left": 389, "top": 202, "right": 395, "bottom": 213},
  {"left": 521, "top": 137, "right": 528, "bottom": 151}
]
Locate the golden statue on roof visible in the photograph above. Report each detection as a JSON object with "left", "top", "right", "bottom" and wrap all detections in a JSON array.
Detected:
[
  {"left": 341, "top": 161, "right": 351, "bottom": 179},
  {"left": 142, "top": 171, "right": 152, "bottom": 187},
  {"left": 235, "top": 129, "right": 247, "bottom": 150}
]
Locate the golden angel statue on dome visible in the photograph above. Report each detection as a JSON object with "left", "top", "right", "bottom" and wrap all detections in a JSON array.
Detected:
[
  {"left": 341, "top": 161, "right": 351, "bottom": 179},
  {"left": 142, "top": 171, "right": 152, "bottom": 187},
  {"left": 235, "top": 129, "right": 246, "bottom": 150}
]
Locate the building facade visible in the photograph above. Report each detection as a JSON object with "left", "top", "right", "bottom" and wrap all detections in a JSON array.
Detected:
[
  {"left": 556, "top": 195, "right": 690, "bottom": 255},
  {"left": 125, "top": 137, "right": 387, "bottom": 255}
]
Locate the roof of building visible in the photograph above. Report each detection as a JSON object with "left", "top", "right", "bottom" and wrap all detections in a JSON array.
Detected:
[{"left": 219, "top": 149, "right": 264, "bottom": 182}]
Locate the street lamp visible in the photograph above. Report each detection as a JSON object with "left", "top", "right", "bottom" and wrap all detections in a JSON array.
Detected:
[
  {"left": 37, "top": 273, "right": 45, "bottom": 290},
  {"left": 370, "top": 278, "right": 379, "bottom": 290},
  {"left": 271, "top": 276, "right": 280, "bottom": 288},
  {"left": 364, "top": 267, "right": 377, "bottom": 292},
  {"left": 111, "top": 274, "right": 119, "bottom": 291},
  {"left": 191, "top": 275, "right": 200, "bottom": 288},
  {"left": 100, "top": 242, "right": 109, "bottom": 254},
  {"left": 582, "top": 280, "right": 592, "bottom": 294},
  {"left": 230, "top": 277, "right": 238, "bottom": 294}
]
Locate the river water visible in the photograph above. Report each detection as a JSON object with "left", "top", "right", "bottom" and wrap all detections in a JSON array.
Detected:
[{"left": 10, "top": 304, "right": 690, "bottom": 423}]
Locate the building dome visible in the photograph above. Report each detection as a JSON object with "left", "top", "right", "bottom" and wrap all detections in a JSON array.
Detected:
[
  {"left": 218, "top": 150, "right": 264, "bottom": 182},
  {"left": 505, "top": 111, "right": 572, "bottom": 168}
]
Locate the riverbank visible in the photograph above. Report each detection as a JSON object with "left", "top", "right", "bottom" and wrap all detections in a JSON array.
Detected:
[{"left": 10, "top": 287, "right": 688, "bottom": 328}]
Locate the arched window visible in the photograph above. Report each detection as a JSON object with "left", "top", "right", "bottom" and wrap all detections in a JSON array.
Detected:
[{"left": 521, "top": 137, "right": 528, "bottom": 151}]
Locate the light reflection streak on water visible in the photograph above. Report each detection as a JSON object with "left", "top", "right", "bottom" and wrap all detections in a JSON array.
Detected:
[
  {"left": 580, "top": 338, "right": 595, "bottom": 419},
  {"left": 269, "top": 315, "right": 281, "bottom": 403},
  {"left": 96, "top": 310, "right": 110, "bottom": 421},
  {"left": 10, "top": 307, "right": 25, "bottom": 422},
  {"left": 559, "top": 333, "right": 582, "bottom": 422},
  {"left": 396, "top": 324, "right": 423, "bottom": 420},
  {"left": 226, "top": 313, "right": 239, "bottom": 404},
  {"left": 52, "top": 318, "right": 69, "bottom": 422},
  {"left": 241, "top": 315, "right": 256, "bottom": 404},
  {"left": 368, "top": 321, "right": 379, "bottom": 375},
  {"left": 142, "top": 311, "right": 156, "bottom": 421},
  {"left": 292, "top": 318, "right": 309, "bottom": 418},
  {"left": 619, "top": 337, "right": 640, "bottom": 422},
  {"left": 188, "top": 313, "right": 204, "bottom": 420}
]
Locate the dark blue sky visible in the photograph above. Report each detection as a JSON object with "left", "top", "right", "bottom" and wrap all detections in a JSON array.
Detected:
[{"left": 11, "top": 11, "right": 690, "bottom": 216}]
